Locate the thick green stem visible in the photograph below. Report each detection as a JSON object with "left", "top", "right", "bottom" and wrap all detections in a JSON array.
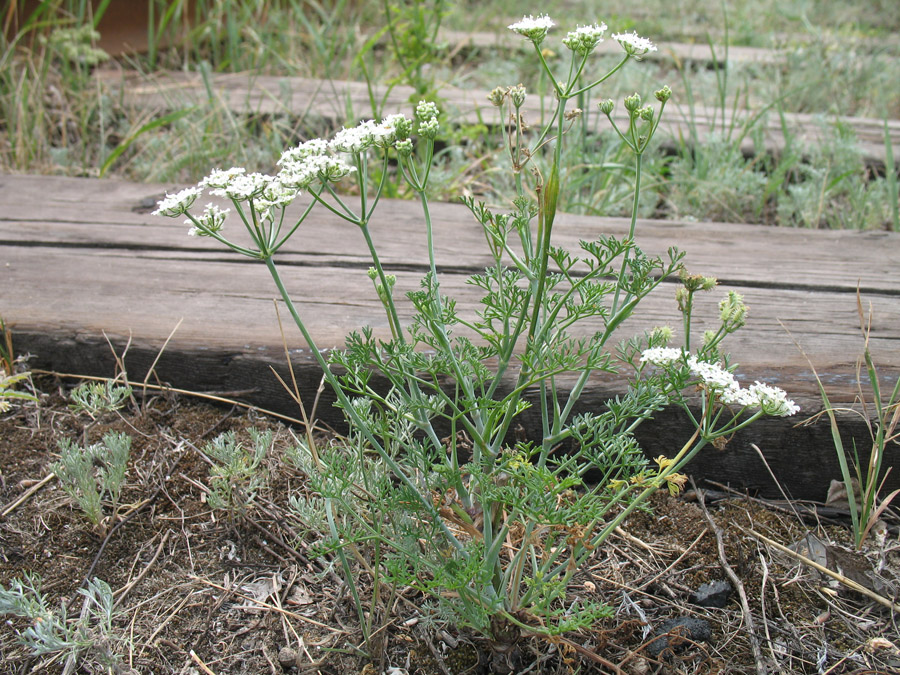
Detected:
[{"left": 611, "top": 151, "right": 643, "bottom": 316}]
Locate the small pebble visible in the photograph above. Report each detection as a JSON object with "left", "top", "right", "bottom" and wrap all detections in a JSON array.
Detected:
[
  {"left": 645, "top": 617, "right": 712, "bottom": 659},
  {"left": 690, "top": 579, "right": 732, "bottom": 608},
  {"left": 278, "top": 646, "right": 298, "bottom": 669}
]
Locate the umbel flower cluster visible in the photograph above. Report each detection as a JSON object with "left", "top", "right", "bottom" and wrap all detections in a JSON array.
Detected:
[
  {"left": 641, "top": 347, "right": 800, "bottom": 417},
  {"left": 152, "top": 106, "right": 435, "bottom": 239},
  {"left": 508, "top": 14, "right": 658, "bottom": 57}
]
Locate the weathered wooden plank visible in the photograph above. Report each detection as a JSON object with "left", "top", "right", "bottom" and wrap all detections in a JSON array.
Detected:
[
  {"left": 93, "top": 69, "right": 900, "bottom": 164},
  {"left": 3, "top": 174, "right": 898, "bottom": 408},
  {"left": 3, "top": 175, "right": 898, "bottom": 295},
  {"left": 442, "top": 29, "right": 783, "bottom": 65},
  {"left": 3, "top": 174, "right": 898, "bottom": 500}
]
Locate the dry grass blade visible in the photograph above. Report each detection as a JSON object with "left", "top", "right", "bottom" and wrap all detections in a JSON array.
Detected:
[
  {"left": 189, "top": 575, "right": 346, "bottom": 633},
  {"left": 741, "top": 526, "right": 900, "bottom": 613},
  {"left": 190, "top": 649, "right": 218, "bottom": 675},
  {"left": 0, "top": 472, "right": 55, "bottom": 519},
  {"left": 31, "top": 368, "right": 308, "bottom": 426}
]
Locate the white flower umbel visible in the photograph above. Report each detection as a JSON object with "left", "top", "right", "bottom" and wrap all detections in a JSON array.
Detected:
[
  {"left": 643, "top": 349, "right": 799, "bottom": 417},
  {"left": 684, "top": 357, "right": 799, "bottom": 416},
  {"left": 186, "top": 202, "right": 229, "bottom": 236},
  {"left": 278, "top": 139, "right": 329, "bottom": 166},
  {"left": 209, "top": 172, "right": 272, "bottom": 202},
  {"left": 641, "top": 347, "right": 685, "bottom": 367},
  {"left": 153, "top": 187, "right": 201, "bottom": 217},
  {"left": 279, "top": 155, "right": 356, "bottom": 190},
  {"left": 258, "top": 179, "right": 298, "bottom": 209},
  {"left": 745, "top": 381, "right": 800, "bottom": 417},
  {"left": 612, "top": 31, "right": 657, "bottom": 56},
  {"left": 381, "top": 113, "right": 412, "bottom": 143},
  {"left": 686, "top": 356, "right": 740, "bottom": 393},
  {"left": 508, "top": 14, "right": 554, "bottom": 45},
  {"left": 562, "top": 23, "right": 607, "bottom": 56},
  {"left": 330, "top": 120, "right": 379, "bottom": 154},
  {"left": 199, "top": 167, "right": 246, "bottom": 190}
]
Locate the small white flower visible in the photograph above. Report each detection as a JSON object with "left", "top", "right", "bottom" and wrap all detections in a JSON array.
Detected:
[
  {"left": 278, "top": 139, "right": 329, "bottom": 165},
  {"left": 687, "top": 356, "right": 739, "bottom": 392},
  {"left": 508, "top": 14, "right": 554, "bottom": 44},
  {"left": 185, "top": 202, "right": 229, "bottom": 236},
  {"left": 641, "top": 347, "right": 685, "bottom": 366},
  {"left": 199, "top": 167, "right": 246, "bottom": 190},
  {"left": 612, "top": 31, "right": 657, "bottom": 56},
  {"left": 153, "top": 187, "right": 201, "bottom": 217},
  {"left": 209, "top": 172, "right": 272, "bottom": 202},
  {"left": 258, "top": 179, "right": 298, "bottom": 209},
  {"left": 562, "top": 23, "right": 607, "bottom": 56},
  {"left": 279, "top": 155, "right": 356, "bottom": 189},
  {"left": 746, "top": 382, "right": 800, "bottom": 417}
]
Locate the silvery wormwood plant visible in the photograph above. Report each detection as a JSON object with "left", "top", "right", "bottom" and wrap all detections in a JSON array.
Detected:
[{"left": 154, "top": 14, "right": 798, "bottom": 642}]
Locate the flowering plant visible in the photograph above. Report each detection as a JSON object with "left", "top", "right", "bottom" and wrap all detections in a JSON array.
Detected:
[{"left": 156, "top": 15, "right": 796, "bottom": 646}]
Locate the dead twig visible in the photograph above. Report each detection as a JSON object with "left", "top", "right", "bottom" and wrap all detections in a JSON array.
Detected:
[
  {"left": 77, "top": 486, "right": 162, "bottom": 593},
  {"left": 694, "top": 482, "right": 769, "bottom": 675},
  {"left": 0, "top": 472, "right": 55, "bottom": 519},
  {"left": 114, "top": 530, "right": 171, "bottom": 608}
]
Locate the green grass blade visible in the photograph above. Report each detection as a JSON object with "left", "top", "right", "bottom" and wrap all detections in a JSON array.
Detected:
[
  {"left": 99, "top": 108, "right": 194, "bottom": 177},
  {"left": 885, "top": 118, "right": 899, "bottom": 232}
]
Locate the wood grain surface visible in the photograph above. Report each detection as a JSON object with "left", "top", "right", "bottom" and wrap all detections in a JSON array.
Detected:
[{"left": 2, "top": 174, "right": 898, "bottom": 500}]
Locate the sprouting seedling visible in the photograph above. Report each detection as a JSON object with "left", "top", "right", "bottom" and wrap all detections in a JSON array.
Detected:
[
  {"left": 68, "top": 380, "right": 132, "bottom": 420},
  {"left": 52, "top": 431, "right": 131, "bottom": 534}
]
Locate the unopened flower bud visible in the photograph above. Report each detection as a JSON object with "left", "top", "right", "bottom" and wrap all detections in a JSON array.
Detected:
[
  {"left": 510, "top": 84, "right": 526, "bottom": 108},
  {"left": 418, "top": 117, "right": 440, "bottom": 139},
  {"left": 650, "top": 326, "right": 674, "bottom": 344},
  {"left": 488, "top": 87, "right": 506, "bottom": 107},
  {"left": 415, "top": 100, "right": 439, "bottom": 122},
  {"left": 598, "top": 99, "right": 615, "bottom": 115},
  {"left": 719, "top": 291, "right": 748, "bottom": 328},
  {"left": 623, "top": 93, "right": 642, "bottom": 112},
  {"left": 394, "top": 138, "right": 414, "bottom": 155},
  {"left": 655, "top": 85, "right": 672, "bottom": 103},
  {"left": 639, "top": 106, "right": 654, "bottom": 122},
  {"left": 389, "top": 115, "right": 413, "bottom": 141}
]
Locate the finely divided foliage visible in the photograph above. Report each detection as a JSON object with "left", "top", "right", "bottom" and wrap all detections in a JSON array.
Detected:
[{"left": 155, "top": 14, "right": 796, "bottom": 642}]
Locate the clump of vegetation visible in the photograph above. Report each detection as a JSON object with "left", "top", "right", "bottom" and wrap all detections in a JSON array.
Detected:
[
  {"left": 67, "top": 379, "right": 132, "bottom": 419},
  {"left": 807, "top": 297, "right": 900, "bottom": 549},
  {"left": 52, "top": 431, "right": 131, "bottom": 533},
  {"left": 156, "top": 14, "right": 803, "bottom": 644},
  {"left": 0, "top": 574, "right": 122, "bottom": 673},
  {"left": 202, "top": 428, "right": 272, "bottom": 520}
]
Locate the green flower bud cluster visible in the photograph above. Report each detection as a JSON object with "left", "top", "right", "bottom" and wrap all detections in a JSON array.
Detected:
[
  {"left": 368, "top": 267, "right": 397, "bottom": 303},
  {"left": 719, "top": 291, "right": 748, "bottom": 330},
  {"left": 416, "top": 100, "right": 440, "bottom": 139}
]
